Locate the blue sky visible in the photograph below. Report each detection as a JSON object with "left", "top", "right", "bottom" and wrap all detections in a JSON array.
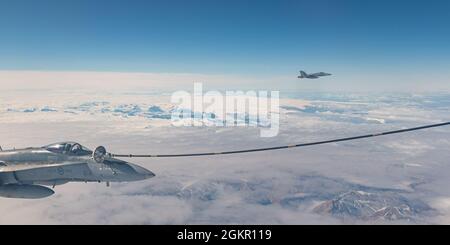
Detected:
[{"left": 0, "top": 0, "right": 449, "bottom": 78}]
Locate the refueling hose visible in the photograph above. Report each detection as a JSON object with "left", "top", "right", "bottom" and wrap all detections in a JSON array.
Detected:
[{"left": 112, "top": 121, "right": 450, "bottom": 158}]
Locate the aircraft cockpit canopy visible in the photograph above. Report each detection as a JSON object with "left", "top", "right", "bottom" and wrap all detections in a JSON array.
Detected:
[{"left": 44, "top": 142, "right": 92, "bottom": 156}]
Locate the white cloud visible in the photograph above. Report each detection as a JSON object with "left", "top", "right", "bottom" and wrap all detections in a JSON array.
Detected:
[
  {"left": 0, "top": 89, "right": 449, "bottom": 224},
  {"left": 0, "top": 70, "right": 284, "bottom": 92}
]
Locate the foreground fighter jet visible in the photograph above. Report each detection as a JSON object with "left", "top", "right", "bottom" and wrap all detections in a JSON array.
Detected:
[
  {"left": 298, "top": 70, "right": 332, "bottom": 79},
  {"left": 0, "top": 142, "right": 155, "bottom": 199}
]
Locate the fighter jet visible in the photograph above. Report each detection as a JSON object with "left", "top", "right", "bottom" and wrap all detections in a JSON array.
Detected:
[
  {"left": 298, "top": 70, "right": 332, "bottom": 79},
  {"left": 0, "top": 142, "right": 155, "bottom": 199}
]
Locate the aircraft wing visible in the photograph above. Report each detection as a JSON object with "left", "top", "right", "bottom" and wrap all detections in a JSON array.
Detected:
[
  {"left": 312, "top": 72, "right": 331, "bottom": 77},
  {"left": 0, "top": 161, "right": 86, "bottom": 173}
]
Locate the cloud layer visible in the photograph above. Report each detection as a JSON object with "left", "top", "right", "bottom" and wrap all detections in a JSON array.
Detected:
[{"left": 0, "top": 88, "right": 449, "bottom": 224}]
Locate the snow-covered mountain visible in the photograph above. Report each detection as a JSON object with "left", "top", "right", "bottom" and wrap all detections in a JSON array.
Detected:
[
  {"left": 314, "top": 190, "right": 433, "bottom": 222},
  {"left": 0, "top": 91, "right": 449, "bottom": 224}
]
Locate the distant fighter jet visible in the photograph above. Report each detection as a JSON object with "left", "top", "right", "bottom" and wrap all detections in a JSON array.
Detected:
[
  {"left": 0, "top": 142, "right": 155, "bottom": 199},
  {"left": 298, "top": 70, "right": 332, "bottom": 79}
]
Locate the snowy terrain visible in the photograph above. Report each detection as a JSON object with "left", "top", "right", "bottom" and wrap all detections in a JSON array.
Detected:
[{"left": 0, "top": 88, "right": 449, "bottom": 224}]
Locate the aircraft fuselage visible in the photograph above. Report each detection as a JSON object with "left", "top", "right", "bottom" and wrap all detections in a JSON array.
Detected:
[{"left": 0, "top": 142, "right": 155, "bottom": 198}]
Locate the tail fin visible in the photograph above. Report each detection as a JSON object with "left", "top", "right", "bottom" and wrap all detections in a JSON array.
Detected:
[{"left": 300, "top": 71, "right": 308, "bottom": 77}]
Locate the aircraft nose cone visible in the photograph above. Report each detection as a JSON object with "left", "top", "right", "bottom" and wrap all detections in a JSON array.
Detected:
[{"left": 132, "top": 164, "right": 156, "bottom": 179}]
